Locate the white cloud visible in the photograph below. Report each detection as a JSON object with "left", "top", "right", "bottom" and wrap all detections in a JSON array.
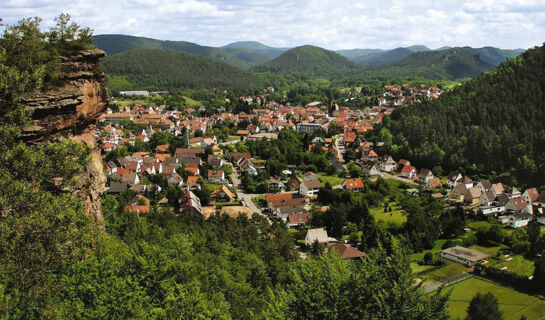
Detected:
[{"left": 0, "top": 0, "right": 543, "bottom": 49}]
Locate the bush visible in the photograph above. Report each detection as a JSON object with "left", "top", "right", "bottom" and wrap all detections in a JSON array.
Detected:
[{"left": 511, "top": 240, "right": 530, "bottom": 254}]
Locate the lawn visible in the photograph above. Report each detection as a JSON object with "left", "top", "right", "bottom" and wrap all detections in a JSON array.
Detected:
[
  {"left": 370, "top": 206, "right": 407, "bottom": 225},
  {"left": 466, "top": 221, "right": 491, "bottom": 230},
  {"left": 469, "top": 244, "right": 503, "bottom": 257},
  {"left": 491, "top": 255, "right": 535, "bottom": 277},
  {"left": 426, "top": 260, "right": 470, "bottom": 281},
  {"left": 445, "top": 277, "right": 545, "bottom": 320},
  {"left": 410, "top": 239, "right": 448, "bottom": 261},
  {"left": 317, "top": 174, "right": 344, "bottom": 187},
  {"left": 410, "top": 262, "right": 435, "bottom": 275}
]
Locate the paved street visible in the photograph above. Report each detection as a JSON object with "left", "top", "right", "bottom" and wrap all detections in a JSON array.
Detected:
[
  {"left": 378, "top": 172, "right": 418, "bottom": 185},
  {"left": 226, "top": 161, "right": 263, "bottom": 216}
]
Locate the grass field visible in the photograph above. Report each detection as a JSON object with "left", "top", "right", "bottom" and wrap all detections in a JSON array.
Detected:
[
  {"left": 467, "top": 221, "right": 491, "bottom": 230},
  {"left": 410, "top": 239, "right": 448, "bottom": 261},
  {"left": 410, "top": 262, "right": 435, "bottom": 275},
  {"left": 370, "top": 206, "right": 407, "bottom": 224},
  {"left": 490, "top": 255, "right": 535, "bottom": 277},
  {"left": 317, "top": 174, "right": 344, "bottom": 187},
  {"left": 426, "top": 260, "right": 470, "bottom": 281},
  {"left": 445, "top": 277, "right": 545, "bottom": 320}
]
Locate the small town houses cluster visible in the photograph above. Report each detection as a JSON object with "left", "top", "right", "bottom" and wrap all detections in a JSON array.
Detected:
[{"left": 99, "top": 84, "right": 543, "bottom": 259}]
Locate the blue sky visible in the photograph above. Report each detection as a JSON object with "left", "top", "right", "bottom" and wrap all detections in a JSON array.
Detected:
[{"left": 1, "top": 0, "right": 544, "bottom": 50}]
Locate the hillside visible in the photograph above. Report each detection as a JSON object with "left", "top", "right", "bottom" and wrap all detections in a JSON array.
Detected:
[
  {"left": 253, "top": 45, "right": 362, "bottom": 77},
  {"left": 221, "top": 41, "right": 288, "bottom": 58},
  {"left": 336, "top": 48, "right": 384, "bottom": 61},
  {"left": 374, "top": 48, "right": 495, "bottom": 79},
  {"left": 375, "top": 44, "right": 545, "bottom": 185},
  {"left": 462, "top": 46, "right": 525, "bottom": 66},
  {"left": 357, "top": 47, "right": 414, "bottom": 66},
  {"left": 102, "top": 49, "right": 261, "bottom": 91},
  {"left": 93, "top": 34, "right": 254, "bottom": 68}
]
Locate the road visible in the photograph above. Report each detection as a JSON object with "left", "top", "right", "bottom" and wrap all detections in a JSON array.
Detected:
[
  {"left": 226, "top": 161, "right": 263, "bottom": 216},
  {"left": 333, "top": 134, "right": 345, "bottom": 163}
]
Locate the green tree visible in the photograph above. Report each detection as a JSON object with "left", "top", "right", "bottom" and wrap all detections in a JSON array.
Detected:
[{"left": 465, "top": 292, "right": 502, "bottom": 320}]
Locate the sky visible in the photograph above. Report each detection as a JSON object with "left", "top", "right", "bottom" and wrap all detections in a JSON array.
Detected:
[{"left": 1, "top": 0, "right": 544, "bottom": 50}]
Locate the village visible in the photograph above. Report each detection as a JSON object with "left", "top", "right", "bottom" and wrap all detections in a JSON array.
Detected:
[{"left": 96, "top": 84, "right": 545, "bottom": 299}]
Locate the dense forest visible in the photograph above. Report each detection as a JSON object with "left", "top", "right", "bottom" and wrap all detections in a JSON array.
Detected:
[
  {"left": 372, "top": 44, "right": 545, "bottom": 187},
  {"left": 0, "top": 16, "right": 451, "bottom": 319},
  {"left": 102, "top": 49, "right": 262, "bottom": 91}
]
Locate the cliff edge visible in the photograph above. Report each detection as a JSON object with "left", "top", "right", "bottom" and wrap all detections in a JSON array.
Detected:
[{"left": 21, "top": 48, "right": 109, "bottom": 228}]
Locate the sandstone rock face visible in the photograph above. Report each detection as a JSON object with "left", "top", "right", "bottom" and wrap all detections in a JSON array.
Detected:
[{"left": 21, "top": 49, "right": 109, "bottom": 228}]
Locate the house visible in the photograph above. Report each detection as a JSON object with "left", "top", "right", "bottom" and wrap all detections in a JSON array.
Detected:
[
  {"left": 536, "top": 191, "right": 545, "bottom": 206},
  {"left": 505, "top": 196, "right": 527, "bottom": 213},
  {"left": 479, "top": 190, "right": 496, "bottom": 206},
  {"left": 121, "top": 172, "right": 140, "bottom": 186},
  {"left": 124, "top": 195, "right": 151, "bottom": 214},
  {"left": 106, "top": 161, "right": 118, "bottom": 174},
  {"left": 362, "top": 149, "right": 378, "bottom": 162},
  {"left": 265, "top": 192, "right": 294, "bottom": 204},
  {"left": 451, "top": 184, "right": 468, "bottom": 202},
  {"left": 464, "top": 187, "right": 482, "bottom": 205},
  {"left": 286, "top": 175, "right": 302, "bottom": 191},
  {"left": 476, "top": 180, "right": 492, "bottom": 194},
  {"left": 207, "top": 154, "right": 223, "bottom": 168},
  {"left": 178, "top": 191, "right": 202, "bottom": 215},
  {"left": 417, "top": 168, "right": 434, "bottom": 184},
  {"left": 342, "top": 178, "right": 365, "bottom": 192},
  {"left": 211, "top": 185, "right": 236, "bottom": 203},
  {"left": 506, "top": 187, "right": 522, "bottom": 199},
  {"left": 362, "top": 161, "right": 381, "bottom": 177},
  {"left": 425, "top": 177, "right": 442, "bottom": 190},
  {"left": 446, "top": 171, "right": 462, "bottom": 189},
  {"left": 276, "top": 204, "right": 306, "bottom": 221},
  {"left": 300, "top": 179, "right": 322, "bottom": 197},
  {"left": 305, "top": 228, "right": 337, "bottom": 247},
  {"left": 208, "top": 170, "right": 225, "bottom": 183},
  {"left": 440, "top": 246, "right": 489, "bottom": 267},
  {"left": 380, "top": 155, "right": 397, "bottom": 172},
  {"left": 491, "top": 183, "right": 505, "bottom": 197},
  {"left": 478, "top": 205, "right": 505, "bottom": 216},
  {"left": 398, "top": 159, "right": 410, "bottom": 168},
  {"left": 167, "top": 173, "right": 184, "bottom": 186},
  {"left": 303, "top": 172, "right": 320, "bottom": 181},
  {"left": 523, "top": 188, "right": 540, "bottom": 204},
  {"left": 230, "top": 152, "right": 252, "bottom": 163},
  {"left": 457, "top": 176, "right": 473, "bottom": 189},
  {"left": 267, "top": 177, "right": 285, "bottom": 191},
  {"left": 327, "top": 244, "right": 365, "bottom": 260},
  {"left": 185, "top": 176, "right": 201, "bottom": 191},
  {"left": 401, "top": 165, "right": 417, "bottom": 179},
  {"left": 287, "top": 213, "right": 312, "bottom": 228},
  {"left": 508, "top": 212, "right": 532, "bottom": 228},
  {"left": 109, "top": 182, "right": 128, "bottom": 194}
]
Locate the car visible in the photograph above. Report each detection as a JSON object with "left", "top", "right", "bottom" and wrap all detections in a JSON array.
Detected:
[{"left": 245, "top": 202, "right": 250, "bottom": 207}]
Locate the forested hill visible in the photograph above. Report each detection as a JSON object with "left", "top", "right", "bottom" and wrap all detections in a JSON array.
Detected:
[
  {"left": 93, "top": 34, "right": 254, "bottom": 68},
  {"left": 253, "top": 45, "right": 362, "bottom": 77},
  {"left": 374, "top": 44, "right": 545, "bottom": 186},
  {"left": 372, "top": 48, "right": 495, "bottom": 80},
  {"left": 102, "top": 49, "right": 261, "bottom": 91}
]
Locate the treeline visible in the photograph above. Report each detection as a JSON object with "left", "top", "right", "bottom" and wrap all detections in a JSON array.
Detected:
[
  {"left": 102, "top": 49, "right": 262, "bottom": 91},
  {"left": 371, "top": 44, "right": 545, "bottom": 186}
]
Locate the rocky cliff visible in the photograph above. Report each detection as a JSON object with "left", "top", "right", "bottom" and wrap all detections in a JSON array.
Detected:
[{"left": 21, "top": 48, "right": 109, "bottom": 228}]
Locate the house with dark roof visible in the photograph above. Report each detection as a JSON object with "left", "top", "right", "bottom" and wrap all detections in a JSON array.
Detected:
[
  {"left": 300, "top": 179, "right": 322, "bottom": 197},
  {"left": 327, "top": 243, "right": 365, "bottom": 260}
]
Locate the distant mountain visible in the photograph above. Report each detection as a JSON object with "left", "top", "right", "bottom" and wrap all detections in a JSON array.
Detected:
[
  {"left": 462, "top": 46, "right": 525, "bottom": 66},
  {"left": 93, "top": 34, "right": 254, "bottom": 68},
  {"left": 356, "top": 47, "right": 414, "bottom": 66},
  {"left": 435, "top": 46, "right": 452, "bottom": 51},
  {"left": 221, "top": 41, "right": 288, "bottom": 59},
  {"left": 102, "top": 49, "right": 261, "bottom": 91},
  {"left": 406, "top": 45, "right": 430, "bottom": 52},
  {"left": 253, "top": 45, "right": 362, "bottom": 77},
  {"left": 336, "top": 48, "right": 384, "bottom": 61},
  {"left": 374, "top": 47, "right": 495, "bottom": 80}
]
